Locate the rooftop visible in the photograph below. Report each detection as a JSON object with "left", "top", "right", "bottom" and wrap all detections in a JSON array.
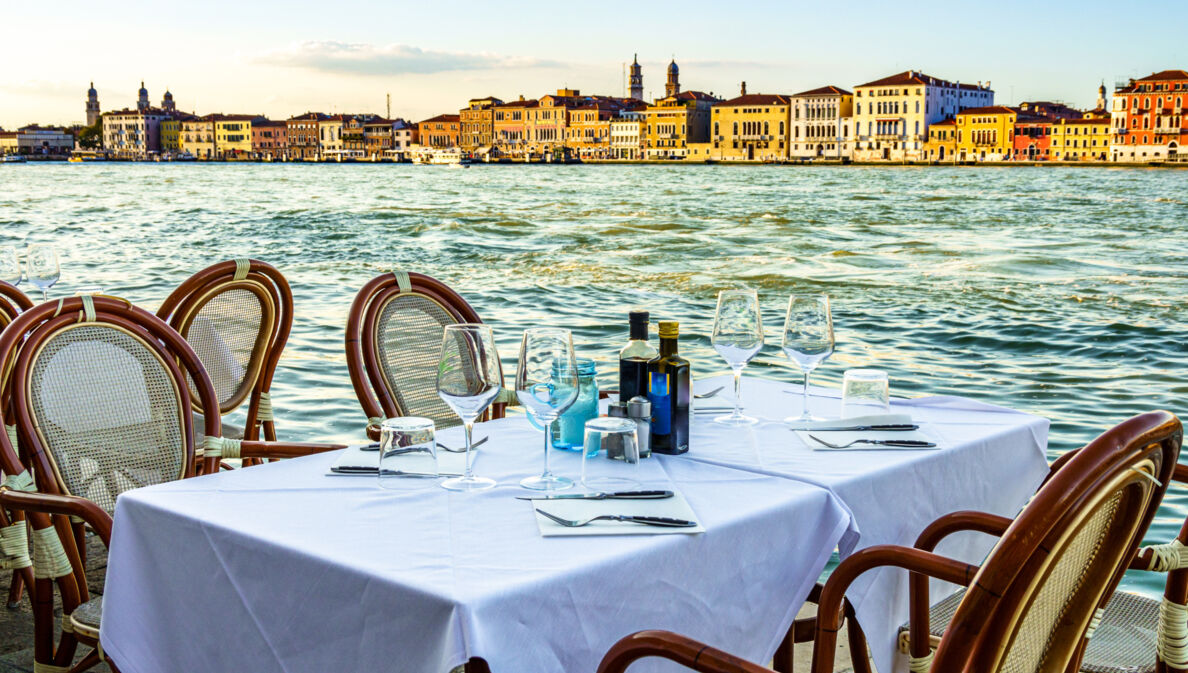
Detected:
[
  {"left": 1137, "top": 69, "right": 1188, "bottom": 82},
  {"left": 792, "top": 85, "right": 852, "bottom": 97},
  {"left": 419, "top": 114, "right": 461, "bottom": 125},
  {"left": 956, "top": 105, "right": 1019, "bottom": 116},
  {"left": 857, "top": 70, "right": 990, "bottom": 91},
  {"left": 715, "top": 93, "right": 791, "bottom": 107}
]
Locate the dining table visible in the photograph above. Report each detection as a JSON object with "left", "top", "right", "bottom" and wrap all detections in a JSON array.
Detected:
[{"left": 99, "top": 374, "right": 1051, "bottom": 673}]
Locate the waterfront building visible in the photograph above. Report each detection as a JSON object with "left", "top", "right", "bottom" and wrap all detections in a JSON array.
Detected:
[
  {"left": 319, "top": 115, "right": 345, "bottom": 158},
  {"left": 360, "top": 118, "right": 401, "bottom": 159},
  {"left": 1050, "top": 115, "right": 1111, "bottom": 161},
  {"left": 286, "top": 112, "right": 330, "bottom": 161},
  {"left": 789, "top": 85, "right": 854, "bottom": 160},
  {"left": 1017, "top": 101, "right": 1082, "bottom": 120},
  {"left": 11, "top": 125, "right": 74, "bottom": 155},
  {"left": 341, "top": 114, "right": 378, "bottom": 158},
  {"left": 0, "top": 132, "right": 16, "bottom": 156},
  {"left": 460, "top": 97, "right": 502, "bottom": 150},
  {"left": 181, "top": 117, "right": 214, "bottom": 159},
  {"left": 629, "top": 55, "right": 644, "bottom": 101},
  {"left": 493, "top": 99, "right": 535, "bottom": 158},
  {"left": 609, "top": 111, "right": 645, "bottom": 160},
  {"left": 102, "top": 108, "right": 168, "bottom": 159},
  {"left": 86, "top": 82, "right": 100, "bottom": 127},
  {"left": 394, "top": 121, "right": 417, "bottom": 157},
  {"left": 214, "top": 115, "right": 261, "bottom": 160},
  {"left": 852, "top": 70, "right": 993, "bottom": 161},
  {"left": 709, "top": 87, "right": 791, "bottom": 161},
  {"left": 417, "top": 114, "right": 461, "bottom": 148},
  {"left": 1012, "top": 118, "right": 1053, "bottom": 161},
  {"left": 252, "top": 120, "right": 288, "bottom": 160},
  {"left": 924, "top": 119, "right": 957, "bottom": 161},
  {"left": 1111, "top": 69, "right": 1188, "bottom": 162},
  {"left": 954, "top": 106, "right": 1018, "bottom": 161},
  {"left": 643, "top": 90, "right": 720, "bottom": 160},
  {"left": 524, "top": 91, "right": 581, "bottom": 159},
  {"left": 159, "top": 118, "right": 182, "bottom": 154}
]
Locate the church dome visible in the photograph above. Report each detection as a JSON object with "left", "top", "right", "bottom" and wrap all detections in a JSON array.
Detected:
[
  {"left": 667, "top": 60, "right": 678, "bottom": 75},
  {"left": 164, "top": 90, "right": 173, "bottom": 100},
  {"left": 139, "top": 81, "right": 148, "bottom": 95},
  {"left": 88, "top": 81, "right": 96, "bottom": 95}
]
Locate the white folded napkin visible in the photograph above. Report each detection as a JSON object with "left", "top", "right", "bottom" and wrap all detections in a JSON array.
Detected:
[{"left": 793, "top": 414, "right": 942, "bottom": 451}]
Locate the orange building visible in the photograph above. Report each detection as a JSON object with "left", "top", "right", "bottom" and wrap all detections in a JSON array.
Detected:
[
  {"left": 251, "top": 120, "right": 287, "bottom": 160},
  {"left": 460, "top": 97, "right": 502, "bottom": 150},
  {"left": 417, "top": 114, "right": 461, "bottom": 148},
  {"left": 492, "top": 98, "right": 535, "bottom": 158},
  {"left": 1111, "top": 69, "right": 1188, "bottom": 162}
]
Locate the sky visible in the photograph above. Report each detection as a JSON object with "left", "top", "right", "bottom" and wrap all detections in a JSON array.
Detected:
[{"left": 0, "top": 0, "right": 1182, "bottom": 129}]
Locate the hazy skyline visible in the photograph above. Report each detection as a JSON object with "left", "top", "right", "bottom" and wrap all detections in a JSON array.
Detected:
[{"left": 1, "top": 0, "right": 1182, "bottom": 129}]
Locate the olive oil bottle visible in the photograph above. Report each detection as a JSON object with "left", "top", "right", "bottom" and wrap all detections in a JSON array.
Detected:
[
  {"left": 618, "top": 310, "right": 657, "bottom": 402},
  {"left": 647, "top": 320, "right": 690, "bottom": 455}
]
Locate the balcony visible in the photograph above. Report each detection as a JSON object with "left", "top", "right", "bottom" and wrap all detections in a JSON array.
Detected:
[
  {"left": 1154, "top": 127, "right": 1184, "bottom": 135},
  {"left": 874, "top": 133, "right": 902, "bottom": 140}
]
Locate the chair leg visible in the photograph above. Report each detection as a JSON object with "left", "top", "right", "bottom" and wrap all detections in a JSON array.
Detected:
[
  {"left": 69, "top": 647, "right": 102, "bottom": 673},
  {"left": 6, "top": 570, "right": 23, "bottom": 608},
  {"left": 773, "top": 627, "right": 795, "bottom": 673},
  {"left": 845, "top": 614, "right": 874, "bottom": 673}
]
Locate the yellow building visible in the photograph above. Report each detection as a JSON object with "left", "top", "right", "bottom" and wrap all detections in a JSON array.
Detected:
[
  {"left": 160, "top": 119, "right": 181, "bottom": 153},
  {"left": 214, "top": 115, "right": 258, "bottom": 159},
  {"left": 954, "top": 105, "right": 1016, "bottom": 161},
  {"left": 924, "top": 119, "right": 957, "bottom": 162},
  {"left": 643, "top": 91, "right": 719, "bottom": 160},
  {"left": 708, "top": 91, "right": 790, "bottom": 161},
  {"left": 1050, "top": 116, "right": 1111, "bottom": 161},
  {"left": 181, "top": 117, "right": 215, "bottom": 159}
]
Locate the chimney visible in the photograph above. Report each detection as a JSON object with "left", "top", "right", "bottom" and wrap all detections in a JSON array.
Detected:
[
  {"left": 740, "top": 81, "right": 747, "bottom": 96},
  {"left": 519, "top": 95, "right": 525, "bottom": 101}
]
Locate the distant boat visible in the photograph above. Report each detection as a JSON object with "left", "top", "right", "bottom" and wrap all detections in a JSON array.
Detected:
[
  {"left": 2, "top": 155, "right": 26, "bottom": 163},
  {"left": 413, "top": 147, "right": 471, "bottom": 165},
  {"left": 67, "top": 151, "right": 103, "bottom": 163}
]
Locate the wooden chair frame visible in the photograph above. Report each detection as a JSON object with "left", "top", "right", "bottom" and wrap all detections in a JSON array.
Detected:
[
  {"left": 346, "top": 271, "right": 505, "bottom": 440},
  {"left": 597, "top": 411, "right": 1182, "bottom": 673},
  {"left": 157, "top": 259, "right": 293, "bottom": 444},
  {"left": 0, "top": 296, "right": 342, "bottom": 673},
  {"left": 0, "top": 280, "right": 35, "bottom": 610}
]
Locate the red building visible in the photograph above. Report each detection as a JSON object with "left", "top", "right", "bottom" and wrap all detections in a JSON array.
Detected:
[
  {"left": 416, "top": 114, "right": 461, "bottom": 148},
  {"left": 1111, "top": 69, "right": 1188, "bottom": 162},
  {"left": 251, "top": 120, "right": 287, "bottom": 160},
  {"left": 1012, "top": 117, "right": 1053, "bottom": 161}
]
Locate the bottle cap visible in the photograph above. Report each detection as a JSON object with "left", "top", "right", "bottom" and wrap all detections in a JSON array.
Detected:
[
  {"left": 657, "top": 320, "right": 679, "bottom": 338},
  {"left": 627, "top": 396, "right": 651, "bottom": 417},
  {"left": 629, "top": 310, "right": 650, "bottom": 325}
]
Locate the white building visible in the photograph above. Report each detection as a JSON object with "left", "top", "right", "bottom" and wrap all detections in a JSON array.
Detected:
[
  {"left": 852, "top": 70, "right": 993, "bottom": 161},
  {"left": 16, "top": 126, "right": 75, "bottom": 155},
  {"left": 102, "top": 109, "right": 168, "bottom": 159},
  {"left": 789, "top": 85, "right": 854, "bottom": 160},
  {"left": 610, "top": 112, "right": 644, "bottom": 160}
]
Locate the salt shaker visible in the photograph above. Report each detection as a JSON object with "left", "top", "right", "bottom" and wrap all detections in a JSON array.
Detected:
[
  {"left": 605, "top": 402, "right": 629, "bottom": 460},
  {"left": 627, "top": 396, "right": 651, "bottom": 458}
]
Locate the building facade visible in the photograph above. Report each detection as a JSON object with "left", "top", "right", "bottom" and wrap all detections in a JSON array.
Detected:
[
  {"left": 460, "top": 98, "right": 502, "bottom": 150},
  {"left": 1111, "top": 69, "right": 1188, "bottom": 162},
  {"left": 102, "top": 109, "right": 168, "bottom": 159},
  {"left": 319, "top": 115, "right": 345, "bottom": 157},
  {"left": 1050, "top": 116, "right": 1111, "bottom": 161},
  {"left": 214, "top": 115, "right": 259, "bottom": 159},
  {"left": 954, "top": 106, "right": 1016, "bottom": 161},
  {"left": 789, "top": 85, "right": 853, "bottom": 160},
  {"left": 709, "top": 90, "right": 791, "bottom": 161},
  {"left": 252, "top": 120, "right": 288, "bottom": 159},
  {"left": 852, "top": 70, "right": 994, "bottom": 161},
  {"left": 417, "top": 114, "right": 461, "bottom": 148},
  {"left": 181, "top": 117, "right": 214, "bottom": 159},
  {"left": 1012, "top": 118, "right": 1053, "bottom": 161},
  {"left": 924, "top": 119, "right": 957, "bottom": 161},
  {"left": 286, "top": 112, "right": 328, "bottom": 160},
  {"left": 609, "top": 113, "right": 644, "bottom": 160},
  {"left": 493, "top": 99, "right": 534, "bottom": 158},
  {"left": 11, "top": 126, "right": 74, "bottom": 155},
  {"left": 643, "top": 91, "right": 719, "bottom": 160}
]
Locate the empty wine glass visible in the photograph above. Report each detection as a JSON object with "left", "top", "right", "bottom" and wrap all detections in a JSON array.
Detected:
[
  {"left": 25, "top": 245, "right": 59, "bottom": 302},
  {"left": 516, "top": 328, "right": 579, "bottom": 491},
  {"left": 0, "top": 248, "right": 21, "bottom": 287},
  {"left": 711, "top": 288, "right": 764, "bottom": 425},
  {"left": 436, "top": 324, "right": 503, "bottom": 491},
  {"left": 782, "top": 294, "right": 835, "bottom": 426}
]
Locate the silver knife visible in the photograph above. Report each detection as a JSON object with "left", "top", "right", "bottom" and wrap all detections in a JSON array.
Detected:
[
  {"left": 803, "top": 424, "right": 919, "bottom": 432},
  {"left": 516, "top": 489, "right": 674, "bottom": 501}
]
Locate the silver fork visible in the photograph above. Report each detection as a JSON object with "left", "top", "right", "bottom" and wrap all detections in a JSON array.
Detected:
[
  {"left": 694, "top": 386, "right": 725, "bottom": 399},
  {"left": 437, "top": 436, "right": 489, "bottom": 453},
  {"left": 807, "top": 434, "right": 936, "bottom": 449},
  {"left": 535, "top": 509, "right": 697, "bottom": 528}
]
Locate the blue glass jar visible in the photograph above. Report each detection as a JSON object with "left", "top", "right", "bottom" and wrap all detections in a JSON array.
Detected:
[{"left": 552, "top": 358, "right": 599, "bottom": 451}]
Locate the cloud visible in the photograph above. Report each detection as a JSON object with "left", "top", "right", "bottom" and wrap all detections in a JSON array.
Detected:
[{"left": 257, "top": 41, "right": 565, "bottom": 76}]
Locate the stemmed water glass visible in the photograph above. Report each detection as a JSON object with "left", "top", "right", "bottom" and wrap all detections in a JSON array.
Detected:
[
  {"left": 435, "top": 323, "right": 503, "bottom": 492},
  {"left": 0, "top": 248, "right": 21, "bottom": 288},
  {"left": 25, "top": 245, "right": 59, "bottom": 302},
  {"left": 782, "top": 294, "right": 835, "bottom": 426},
  {"left": 711, "top": 288, "right": 764, "bottom": 425},
  {"left": 516, "top": 328, "right": 579, "bottom": 491}
]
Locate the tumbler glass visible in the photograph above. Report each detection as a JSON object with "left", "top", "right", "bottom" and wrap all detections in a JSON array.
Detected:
[
  {"left": 377, "top": 417, "right": 438, "bottom": 488},
  {"left": 841, "top": 369, "right": 891, "bottom": 418},
  {"left": 580, "top": 417, "right": 641, "bottom": 490}
]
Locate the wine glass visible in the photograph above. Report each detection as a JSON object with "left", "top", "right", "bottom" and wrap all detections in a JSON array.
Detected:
[
  {"left": 782, "top": 294, "right": 835, "bottom": 426},
  {"left": 516, "top": 328, "right": 579, "bottom": 491},
  {"left": 711, "top": 288, "right": 764, "bottom": 425},
  {"left": 435, "top": 324, "right": 503, "bottom": 492},
  {"left": 0, "top": 247, "right": 21, "bottom": 287},
  {"left": 25, "top": 245, "right": 60, "bottom": 302}
]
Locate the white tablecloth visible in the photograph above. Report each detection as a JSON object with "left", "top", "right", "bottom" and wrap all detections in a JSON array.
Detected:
[
  {"left": 687, "top": 375, "right": 1051, "bottom": 673},
  {"left": 100, "top": 414, "right": 854, "bottom": 673}
]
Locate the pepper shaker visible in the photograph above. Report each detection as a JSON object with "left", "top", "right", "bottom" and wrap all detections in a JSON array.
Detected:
[
  {"left": 627, "top": 396, "right": 651, "bottom": 458},
  {"left": 605, "top": 402, "right": 629, "bottom": 460}
]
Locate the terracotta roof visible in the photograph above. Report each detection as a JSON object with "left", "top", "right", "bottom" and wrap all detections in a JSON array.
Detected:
[
  {"left": 1054, "top": 117, "right": 1111, "bottom": 125},
  {"left": 930, "top": 119, "right": 956, "bottom": 126},
  {"left": 715, "top": 93, "right": 790, "bottom": 106},
  {"left": 496, "top": 99, "right": 538, "bottom": 108},
  {"left": 857, "top": 70, "right": 990, "bottom": 91},
  {"left": 1137, "top": 70, "right": 1188, "bottom": 82},
  {"left": 956, "top": 105, "right": 1018, "bottom": 116},
  {"left": 253, "top": 120, "right": 287, "bottom": 127},
  {"left": 792, "top": 85, "right": 851, "bottom": 97},
  {"left": 419, "top": 114, "right": 460, "bottom": 125},
  {"left": 671, "top": 91, "right": 720, "bottom": 102},
  {"left": 287, "top": 112, "right": 331, "bottom": 121}
]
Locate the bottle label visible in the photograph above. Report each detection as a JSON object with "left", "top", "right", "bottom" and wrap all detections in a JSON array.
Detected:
[{"left": 648, "top": 372, "right": 671, "bottom": 435}]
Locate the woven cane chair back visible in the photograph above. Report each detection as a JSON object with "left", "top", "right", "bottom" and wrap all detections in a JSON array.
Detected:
[
  {"left": 348, "top": 272, "right": 498, "bottom": 434},
  {"left": 934, "top": 411, "right": 1180, "bottom": 673},
  {"left": 0, "top": 281, "right": 31, "bottom": 331},
  {"left": 25, "top": 323, "right": 187, "bottom": 513}
]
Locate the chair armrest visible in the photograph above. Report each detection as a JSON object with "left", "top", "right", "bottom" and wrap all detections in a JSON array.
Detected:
[
  {"left": 237, "top": 441, "right": 346, "bottom": 460},
  {"left": 0, "top": 489, "right": 112, "bottom": 547},
  {"left": 914, "top": 511, "right": 1013, "bottom": 553},
  {"left": 813, "top": 545, "right": 978, "bottom": 673},
  {"left": 598, "top": 630, "right": 774, "bottom": 673}
]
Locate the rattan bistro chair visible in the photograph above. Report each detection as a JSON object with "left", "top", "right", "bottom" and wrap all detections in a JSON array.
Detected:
[
  {"left": 156, "top": 258, "right": 292, "bottom": 448},
  {"left": 347, "top": 271, "right": 509, "bottom": 440},
  {"left": 598, "top": 411, "right": 1183, "bottom": 673},
  {"left": 0, "top": 281, "right": 35, "bottom": 610},
  {"left": 0, "top": 296, "right": 342, "bottom": 673}
]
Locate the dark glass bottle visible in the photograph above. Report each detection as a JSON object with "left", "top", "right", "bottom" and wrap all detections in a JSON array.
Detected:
[
  {"left": 618, "top": 311, "right": 657, "bottom": 402},
  {"left": 647, "top": 320, "right": 690, "bottom": 455}
]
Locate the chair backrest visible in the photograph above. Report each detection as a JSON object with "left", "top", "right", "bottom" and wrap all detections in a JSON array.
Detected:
[
  {"left": 347, "top": 271, "right": 495, "bottom": 433},
  {"left": 157, "top": 258, "right": 291, "bottom": 441},
  {"left": 0, "top": 296, "right": 223, "bottom": 513},
  {"left": 0, "top": 281, "right": 32, "bottom": 331},
  {"left": 933, "top": 410, "right": 1182, "bottom": 673}
]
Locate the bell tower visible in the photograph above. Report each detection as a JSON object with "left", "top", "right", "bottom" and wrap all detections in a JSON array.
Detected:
[
  {"left": 86, "top": 82, "right": 100, "bottom": 126},
  {"left": 137, "top": 81, "right": 149, "bottom": 112},
  {"left": 629, "top": 54, "right": 643, "bottom": 101},
  {"left": 666, "top": 59, "right": 680, "bottom": 98}
]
